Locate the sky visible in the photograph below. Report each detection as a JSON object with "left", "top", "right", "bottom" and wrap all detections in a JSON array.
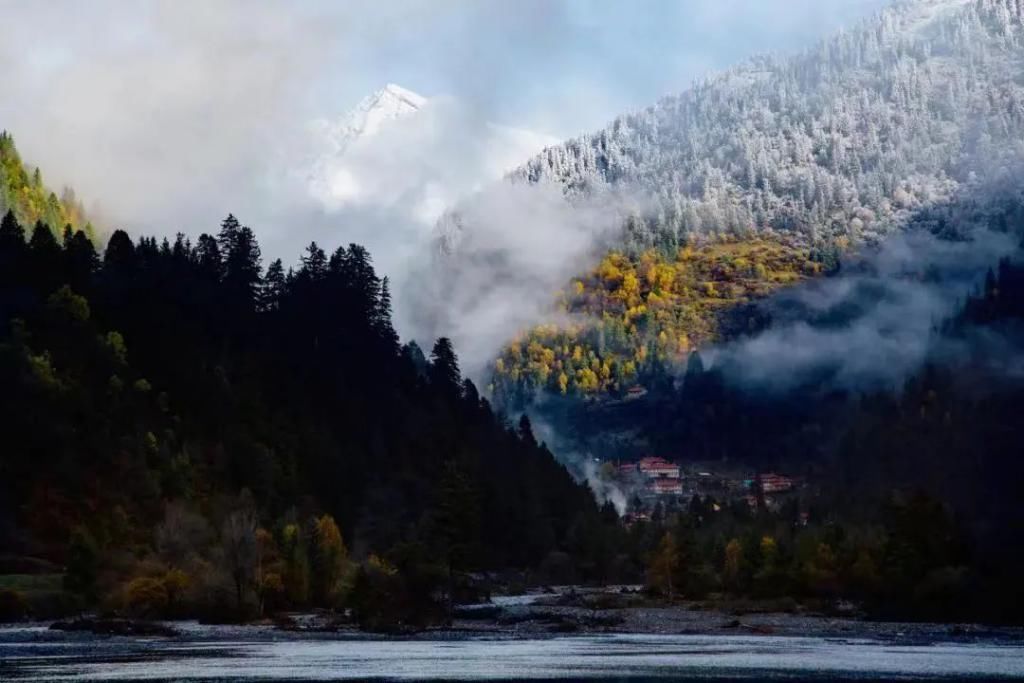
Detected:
[
  {"left": 314, "top": 0, "right": 893, "bottom": 136},
  {"left": 0, "top": 0, "right": 889, "bottom": 247}
]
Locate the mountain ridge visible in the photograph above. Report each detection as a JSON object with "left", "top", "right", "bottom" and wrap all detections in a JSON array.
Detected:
[
  {"left": 419, "top": 0, "right": 1024, "bottom": 402},
  {"left": 315, "top": 83, "right": 427, "bottom": 157},
  {"left": 0, "top": 132, "right": 95, "bottom": 241},
  {"left": 305, "top": 84, "right": 557, "bottom": 220},
  {"left": 502, "top": 0, "right": 1024, "bottom": 249}
]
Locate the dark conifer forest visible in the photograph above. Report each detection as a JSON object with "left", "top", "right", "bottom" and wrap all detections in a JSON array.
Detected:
[
  {"left": 3, "top": 204, "right": 1024, "bottom": 628},
  {"left": 0, "top": 211, "right": 605, "bottom": 627},
  {"left": 6, "top": 11, "right": 1024, "bottom": 683}
]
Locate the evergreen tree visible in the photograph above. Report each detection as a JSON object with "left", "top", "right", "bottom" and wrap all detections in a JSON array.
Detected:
[
  {"left": 222, "top": 222, "right": 262, "bottom": 311},
  {"left": 0, "top": 210, "right": 23, "bottom": 249},
  {"left": 300, "top": 242, "right": 327, "bottom": 280},
  {"left": 195, "top": 234, "right": 223, "bottom": 280},
  {"left": 28, "top": 221, "right": 59, "bottom": 258},
  {"left": 402, "top": 341, "right": 429, "bottom": 377},
  {"left": 518, "top": 414, "right": 537, "bottom": 447},
  {"left": 64, "top": 229, "right": 98, "bottom": 292},
  {"left": 103, "top": 230, "right": 136, "bottom": 273},
  {"left": 429, "top": 337, "right": 461, "bottom": 396},
  {"left": 375, "top": 277, "right": 400, "bottom": 351},
  {"left": 0, "top": 211, "right": 26, "bottom": 292},
  {"left": 217, "top": 214, "right": 241, "bottom": 255},
  {"left": 260, "top": 258, "right": 286, "bottom": 312},
  {"left": 685, "top": 350, "right": 705, "bottom": 378},
  {"left": 434, "top": 461, "right": 480, "bottom": 617}
]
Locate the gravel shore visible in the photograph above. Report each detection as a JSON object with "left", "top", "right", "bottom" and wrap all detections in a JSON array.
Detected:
[{"left": 441, "top": 587, "right": 1024, "bottom": 644}]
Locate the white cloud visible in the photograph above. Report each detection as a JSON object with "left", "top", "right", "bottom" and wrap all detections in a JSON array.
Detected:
[
  {"left": 297, "top": 91, "right": 558, "bottom": 281},
  {"left": 400, "top": 180, "right": 650, "bottom": 378},
  {"left": 0, "top": 0, "right": 891, "bottom": 339}
]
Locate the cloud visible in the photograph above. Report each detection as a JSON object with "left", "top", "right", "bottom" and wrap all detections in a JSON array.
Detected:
[
  {"left": 0, "top": 0, "right": 890, "bottom": 238},
  {"left": 296, "top": 94, "right": 558, "bottom": 280},
  {"left": 0, "top": 0, "right": 338, "bottom": 236},
  {"left": 0, "top": 0, "right": 892, "bottom": 361},
  {"left": 400, "top": 180, "right": 650, "bottom": 380},
  {"left": 710, "top": 226, "right": 1020, "bottom": 392}
]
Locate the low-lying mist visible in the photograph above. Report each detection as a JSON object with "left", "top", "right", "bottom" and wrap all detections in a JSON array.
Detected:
[
  {"left": 400, "top": 181, "right": 650, "bottom": 380},
  {"left": 709, "top": 224, "right": 1021, "bottom": 393},
  {"left": 512, "top": 195, "right": 1024, "bottom": 513}
]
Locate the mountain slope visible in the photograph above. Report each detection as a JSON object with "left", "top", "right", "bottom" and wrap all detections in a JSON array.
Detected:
[
  {"left": 313, "top": 83, "right": 427, "bottom": 159},
  {"left": 423, "top": 0, "right": 1024, "bottom": 402},
  {"left": 306, "top": 84, "right": 557, "bottom": 218},
  {"left": 507, "top": 0, "right": 1022, "bottom": 249},
  {"left": 0, "top": 211, "right": 599, "bottom": 622},
  {"left": 0, "top": 132, "right": 94, "bottom": 241}
]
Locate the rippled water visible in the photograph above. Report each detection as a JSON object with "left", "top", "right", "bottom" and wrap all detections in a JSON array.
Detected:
[{"left": 2, "top": 625, "right": 1023, "bottom": 681}]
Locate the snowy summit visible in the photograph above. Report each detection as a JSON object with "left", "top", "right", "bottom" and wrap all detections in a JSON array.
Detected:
[
  {"left": 318, "top": 83, "right": 427, "bottom": 156},
  {"left": 305, "top": 83, "right": 556, "bottom": 220}
]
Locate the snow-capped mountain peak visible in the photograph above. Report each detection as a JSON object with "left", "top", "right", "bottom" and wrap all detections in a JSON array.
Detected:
[
  {"left": 318, "top": 83, "right": 427, "bottom": 155},
  {"left": 359, "top": 83, "right": 428, "bottom": 134},
  {"left": 378, "top": 83, "right": 427, "bottom": 110},
  {"left": 306, "top": 82, "right": 557, "bottom": 219}
]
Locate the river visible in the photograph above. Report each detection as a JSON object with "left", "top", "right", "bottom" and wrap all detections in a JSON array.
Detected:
[{"left": 2, "top": 623, "right": 1024, "bottom": 681}]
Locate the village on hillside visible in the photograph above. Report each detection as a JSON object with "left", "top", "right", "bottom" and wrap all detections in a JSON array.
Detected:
[{"left": 604, "top": 456, "right": 803, "bottom": 524}]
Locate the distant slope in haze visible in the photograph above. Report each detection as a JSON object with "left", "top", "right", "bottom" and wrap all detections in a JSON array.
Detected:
[{"left": 0, "top": 132, "right": 95, "bottom": 241}]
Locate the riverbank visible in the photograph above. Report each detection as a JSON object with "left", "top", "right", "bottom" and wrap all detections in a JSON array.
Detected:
[
  {"left": 13, "top": 586, "right": 1024, "bottom": 645},
  {"left": 3, "top": 619, "right": 1024, "bottom": 682},
  {"left": 449, "top": 600, "right": 1022, "bottom": 642},
  {"left": 268, "top": 586, "right": 1024, "bottom": 644}
]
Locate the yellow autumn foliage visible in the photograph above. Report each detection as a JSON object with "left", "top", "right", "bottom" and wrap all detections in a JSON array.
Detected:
[{"left": 491, "top": 237, "right": 815, "bottom": 400}]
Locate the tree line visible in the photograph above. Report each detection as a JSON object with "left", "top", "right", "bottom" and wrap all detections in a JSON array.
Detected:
[{"left": 0, "top": 210, "right": 602, "bottom": 627}]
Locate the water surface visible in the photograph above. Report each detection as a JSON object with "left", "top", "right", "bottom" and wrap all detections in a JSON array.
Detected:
[{"left": 2, "top": 625, "right": 1023, "bottom": 681}]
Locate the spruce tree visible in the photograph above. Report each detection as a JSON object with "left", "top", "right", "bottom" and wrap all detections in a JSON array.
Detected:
[
  {"left": 261, "top": 258, "right": 286, "bottom": 312},
  {"left": 195, "top": 234, "right": 222, "bottom": 280},
  {"left": 429, "top": 337, "right": 461, "bottom": 396},
  {"left": 300, "top": 242, "right": 327, "bottom": 280}
]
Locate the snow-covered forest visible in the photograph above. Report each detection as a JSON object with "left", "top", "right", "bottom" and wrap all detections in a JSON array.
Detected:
[
  {"left": 416, "top": 0, "right": 1024, "bottom": 400},
  {"left": 504, "top": 0, "right": 1024, "bottom": 251}
]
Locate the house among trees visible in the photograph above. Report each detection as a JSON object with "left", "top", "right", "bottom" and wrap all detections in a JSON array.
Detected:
[
  {"left": 624, "top": 385, "right": 648, "bottom": 401},
  {"left": 758, "top": 473, "right": 794, "bottom": 494},
  {"left": 638, "top": 457, "right": 681, "bottom": 480},
  {"left": 649, "top": 478, "right": 683, "bottom": 496},
  {"left": 635, "top": 457, "right": 682, "bottom": 497}
]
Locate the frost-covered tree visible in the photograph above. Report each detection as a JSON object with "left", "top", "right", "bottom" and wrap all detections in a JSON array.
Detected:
[{"left": 495, "top": 0, "right": 1024, "bottom": 250}]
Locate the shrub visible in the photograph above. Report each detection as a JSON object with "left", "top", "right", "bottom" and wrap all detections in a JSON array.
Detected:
[
  {"left": 162, "top": 569, "right": 190, "bottom": 615},
  {"left": 123, "top": 577, "right": 168, "bottom": 617},
  {"left": 349, "top": 554, "right": 444, "bottom": 633}
]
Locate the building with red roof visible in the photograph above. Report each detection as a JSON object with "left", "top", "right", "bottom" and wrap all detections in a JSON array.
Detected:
[{"left": 638, "top": 457, "right": 680, "bottom": 480}]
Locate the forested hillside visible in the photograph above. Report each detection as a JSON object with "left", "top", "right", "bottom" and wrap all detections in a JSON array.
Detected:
[
  {"left": 538, "top": 226, "right": 1024, "bottom": 624},
  {"left": 508, "top": 0, "right": 1022, "bottom": 249},
  {"left": 1, "top": 204, "right": 1021, "bottom": 626},
  {"left": 3, "top": 0, "right": 1024, "bottom": 631},
  {"left": 0, "top": 210, "right": 601, "bottom": 627},
  {"left": 0, "top": 133, "right": 93, "bottom": 241},
  {"left": 426, "top": 0, "right": 1024, "bottom": 402},
  {"left": 491, "top": 237, "right": 819, "bottom": 402}
]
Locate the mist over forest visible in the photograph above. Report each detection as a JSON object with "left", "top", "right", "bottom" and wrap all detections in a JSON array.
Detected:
[{"left": 2, "top": 0, "right": 1024, "bottom": 647}]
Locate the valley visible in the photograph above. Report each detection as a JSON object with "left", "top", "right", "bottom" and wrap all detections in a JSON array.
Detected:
[{"left": 2, "top": 3, "right": 1024, "bottom": 680}]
